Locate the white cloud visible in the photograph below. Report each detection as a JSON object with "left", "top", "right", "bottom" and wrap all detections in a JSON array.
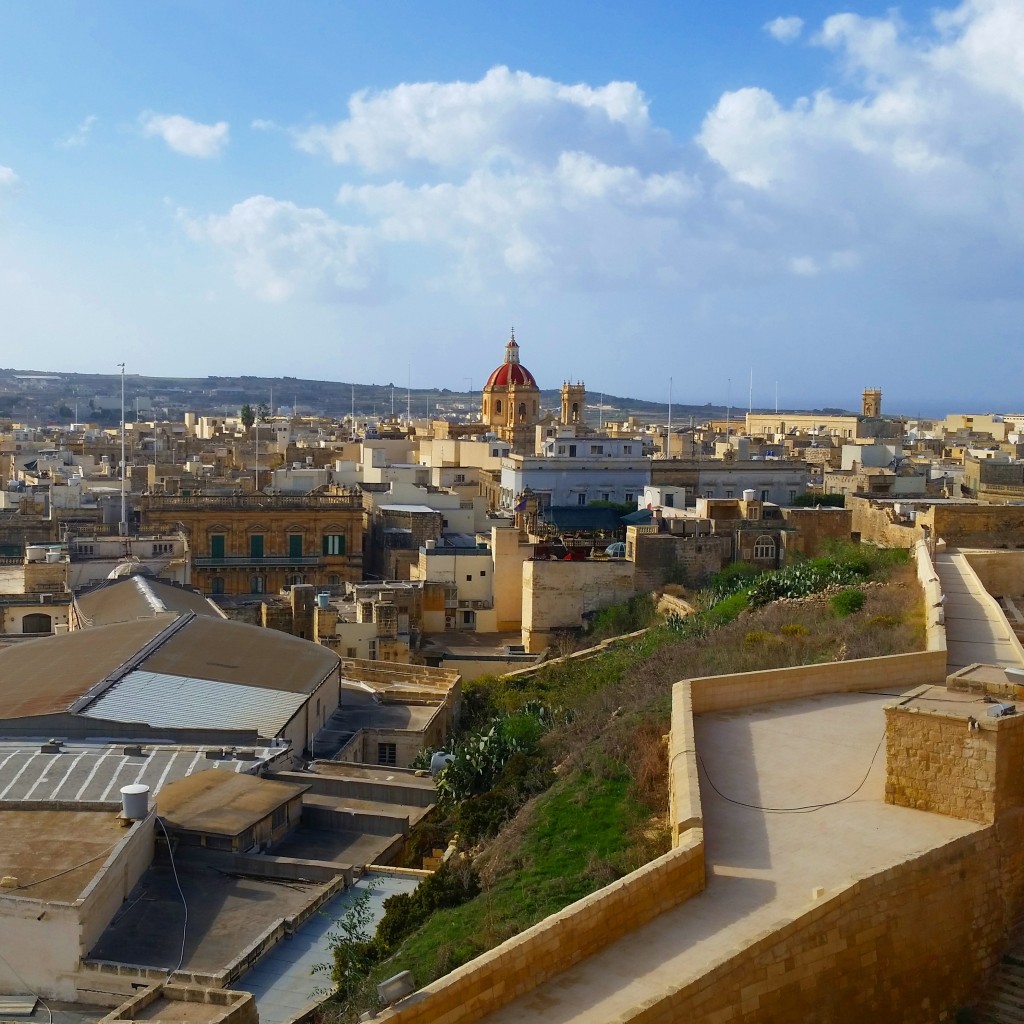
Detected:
[
  {"left": 59, "top": 115, "right": 97, "bottom": 149},
  {"left": 296, "top": 65, "right": 665, "bottom": 172},
  {"left": 251, "top": 118, "right": 278, "bottom": 131},
  {"left": 140, "top": 112, "right": 229, "bottom": 158},
  {"left": 765, "top": 16, "right": 804, "bottom": 43},
  {"left": 0, "top": 166, "right": 17, "bottom": 187},
  {"left": 181, "top": 195, "right": 381, "bottom": 302}
]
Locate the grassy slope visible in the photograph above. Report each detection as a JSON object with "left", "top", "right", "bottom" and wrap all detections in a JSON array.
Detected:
[{"left": 327, "top": 554, "right": 924, "bottom": 1018}]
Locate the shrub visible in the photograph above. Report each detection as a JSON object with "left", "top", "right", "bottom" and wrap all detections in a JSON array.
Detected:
[
  {"left": 868, "top": 613, "right": 901, "bottom": 628},
  {"left": 831, "top": 588, "right": 865, "bottom": 617},
  {"left": 779, "top": 623, "right": 808, "bottom": 636},
  {"left": 744, "top": 630, "right": 774, "bottom": 646}
]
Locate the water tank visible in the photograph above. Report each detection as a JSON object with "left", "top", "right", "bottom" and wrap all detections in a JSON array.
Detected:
[
  {"left": 425, "top": 539, "right": 436, "bottom": 550},
  {"left": 742, "top": 489, "right": 756, "bottom": 502},
  {"left": 316, "top": 592, "right": 330, "bottom": 610},
  {"left": 430, "top": 752, "right": 455, "bottom": 775},
  {"left": 26, "top": 545, "right": 45, "bottom": 562},
  {"left": 120, "top": 784, "right": 150, "bottom": 820},
  {"left": 45, "top": 550, "right": 63, "bottom": 563}
]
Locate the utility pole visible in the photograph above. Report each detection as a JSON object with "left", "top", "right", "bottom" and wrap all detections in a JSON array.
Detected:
[
  {"left": 667, "top": 377, "right": 672, "bottom": 460},
  {"left": 118, "top": 363, "right": 127, "bottom": 536}
]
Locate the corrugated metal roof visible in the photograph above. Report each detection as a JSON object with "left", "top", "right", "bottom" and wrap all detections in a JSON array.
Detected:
[{"left": 81, "top": 670, "right": 308, "bottom": 737}]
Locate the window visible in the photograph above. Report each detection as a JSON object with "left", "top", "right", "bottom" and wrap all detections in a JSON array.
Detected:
[
  {"left": 328, "top": 574, "right": 341, "bottom": 585},
  {"left": 761, "top": 490, "right": 770, "bottom": 502},
  {"left": 22, "top": 613, "right": 52, "bottom": 634},
  {"left": 250, "top": 575, "right": 265, "bottom": 594},
  {"left": 249, "top": 534, "right": 264, "bottom": 558},
  {"left": 623, "top": 445, "right": 632, "bottom": 454},
  {"left": 789, "top": 490, "right": 798, "bottom": 503},
  {"left": 704, "top": 490, "right": 713, "bottom": 499},
  {"left": 466, "top": 574, "right": 472, "bottom": 582},
  {"left": 378, "top": 742, "right": 397, "bottom": 766},
  {"left": 346, "top": 647, "right": 357, "bottom": 658},
  {"left": 272, "top": 805, "right": 287, "bottom": 830},
  {"left": 480, "top": 569, "right": 487, "bottom": 577},
  {"left": 625, "top": 492, "right": 634, "bottom": 504},
  {"left": 288, "top": 574, "right": 303, "bottom": 586},
  {"left": 463, "top": 610, "right": 474, "bottom": 625},
  {"left": 577, "top": 493, "right": 587, "bottom": 505},
  {"left": 323, "top": 534, "right": 346, "bottom": 556},
  {"left": 288, "top": 533, "right": 303, "bottom": 558},
  {"left": 591, "top": 445, "right": 604, "bottom": 455},
  {"left": 568, "top": 444, "right": 577, "bottom": 457},
  {"left": 665, "top": 492, "right": 675, "bottom": 507},
  {"left": 454, "top": 473, "right": 466, "bottom": 484},
  {"left": 754, "top": 535, "right": 776, "bottom": 560},
  {"left": 210, "top": 534, "right": 225, "bottom": 558},
  {"left": 725, "top": 489, "right": 734, "bottom": 499},
  {"left": 211, "top": 578, "right": 225, "bottom": 595},
  {"left": 495, "top": 399, "right": 502, "bottom": 415},
  {"left": 601, "top": 492, "right": 610, "bottom": 502},
  {"left": 557, "top": 445, "right": 566, "bottom": 455}
]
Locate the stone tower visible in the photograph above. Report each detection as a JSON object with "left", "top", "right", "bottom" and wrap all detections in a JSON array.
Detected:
[
  {"left": 560, "top": 381, "right": 586, "bottom": 426},
  {"left": 862, "top": 388, "right": 882, "bottom": 418}
]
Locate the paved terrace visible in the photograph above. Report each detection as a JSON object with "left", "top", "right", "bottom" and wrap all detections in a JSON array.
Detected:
[
  {"left": 935, "top": 550, "right": 1024, "bottom": 672},
  {"left": 479, "top": 688, "right": 980, "bottom": 1023}
]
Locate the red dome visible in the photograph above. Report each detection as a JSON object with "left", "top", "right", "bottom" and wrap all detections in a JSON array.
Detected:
[{"left": 484, "top": 362, "right": 538, "bottom": 389}]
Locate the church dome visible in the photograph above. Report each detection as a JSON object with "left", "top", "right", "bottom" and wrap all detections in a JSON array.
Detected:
[{"left": 483, "top": 333, "right": 538, "bottom": 390}]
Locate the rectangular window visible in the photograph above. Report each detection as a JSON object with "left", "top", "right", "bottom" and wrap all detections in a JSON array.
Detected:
[
  {"left": 725, "top": 489, "right": 734, "bottom": 499},
  {"left": 288, "top": 533, "right": 303, "bottom": 558},
  {"left": 480, "top": 570, "right": 486, "bottom": 577},
  {"left": 601, "top": 493, "right": 610, "bottom": 502},
  {"left": 625, "top": 492, "right": 634, "bottom": 504},
  {"left": 761, "top": 490, "right": 770, "bottom": 502},
  {"left": 323, "top": 534, "right": 346, "bottom": 556},
  {"left": 591, "top": 445, "right": 604, "bottom": 455},
  {"left": 624, "top": 445, "right": 632, "bottom": 454},
  {"left": 568, "top": 444, "right": 577, "bottom": 457},
  {"left": 250, "top": 575, "right": 265, "bottom": 594},
  {"left": 466, "top": 574, "right": 472, "bottom": 582},
  {"left": 789, "top": 490, "right": 798, "bottom": 502},
  {"left": 272, "top": 805, "right": 287, "bottom": 830},
  {"left": 250, "top": 534, "right": 264, "bottom": 558},
  {"left": 211, "top": 534, "right": 225, "bottom": 558},
  {"left": 557, "top": 445, "right": 566, "bottom": 455},
  {"left": 577, "top": 493, "right": 587, "bottom": 505},
  {"left": 346, "top": 647, "right": 357, "bottom": 658},
  {"left": 378, "top": 742, "right": 397, "bottom": 766}
]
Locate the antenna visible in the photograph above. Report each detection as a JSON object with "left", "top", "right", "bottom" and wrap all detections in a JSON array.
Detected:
[
  {"left": 667, "top": 377, "right": 672, "bottom": 459},
  {"left": 748, "top": 368, "right": 753, "bottom": 417},
  {"left": 406, "top": 366, "right": 411, "bottom": 425},
  {"left": 726, "top": 378, "right": 731, "bottom": 436}
]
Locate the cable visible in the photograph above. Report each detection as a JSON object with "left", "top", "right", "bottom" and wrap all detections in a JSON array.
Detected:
[
  {"left": 156, "top": 815, "right": 188, "bottom": 976},
  {"left": 15, "top": 845, "right": 118, "bottom": 890},
  {"left": 0, "top": 945, "right": 53, "bottom": 1024},
  {"left": 696, "top": 730, "right": 887, "bottom": 814}
]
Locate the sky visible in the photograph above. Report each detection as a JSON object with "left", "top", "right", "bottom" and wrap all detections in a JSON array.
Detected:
[{"left": 1, "top": 0, "right": 1023, "bottom": 416}]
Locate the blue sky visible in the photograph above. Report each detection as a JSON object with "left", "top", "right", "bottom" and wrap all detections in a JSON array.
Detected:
[{"left": 1, "top": 1, "right": 1021, "bottom": 415}]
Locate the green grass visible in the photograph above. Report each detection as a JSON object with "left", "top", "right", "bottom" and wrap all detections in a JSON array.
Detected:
[{"left": 368, "top": 770, "right": 646, "bottom": 993}]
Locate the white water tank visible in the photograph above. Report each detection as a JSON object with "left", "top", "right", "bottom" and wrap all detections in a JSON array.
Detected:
[
  {"left": 742, "top": 489, "right": 756, "bottom": 502},
  {"left": 120, "top": 784, "right": 150, "bottom": 820},
  {"left": 430, "top": 752, "right": 455, "bottom": 775}
]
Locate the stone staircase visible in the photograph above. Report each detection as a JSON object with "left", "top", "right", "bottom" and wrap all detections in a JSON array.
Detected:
[{"left": 973, "top": 950, "right": 1024, "bottom": 1022}]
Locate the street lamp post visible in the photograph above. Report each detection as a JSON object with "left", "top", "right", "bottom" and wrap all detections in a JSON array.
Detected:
[{"left": 118, "top": 362, "right": 126, "bottom": 536}]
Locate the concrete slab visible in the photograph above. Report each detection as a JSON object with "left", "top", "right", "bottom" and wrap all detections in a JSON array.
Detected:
[
  {"left": 89, "top": 860, "right": 326, "bottom": 973},
  {"left": 271, "top": 825, "right": 399, "bottom": 866},
  {"left": 478, "top": 689, "right": 980, "bottom": 1023}
]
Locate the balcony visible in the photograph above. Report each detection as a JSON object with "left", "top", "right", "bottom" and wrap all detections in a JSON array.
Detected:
[{"left": 193, "top": 555, "right": 323, "bottom": 567}]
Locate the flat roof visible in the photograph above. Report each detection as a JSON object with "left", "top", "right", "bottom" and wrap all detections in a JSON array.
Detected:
[
  {"left": 0, "top": 809, "right": 127, "bottom": 902},
  {"left": 0, "top": 742, "right": 282, "bottom": 803},
  {"left": 157, "top": 771, "right": 307, "bottom": 836}
]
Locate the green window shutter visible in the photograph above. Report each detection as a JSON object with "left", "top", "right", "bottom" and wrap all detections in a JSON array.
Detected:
[
  {"left": 210, "top": 535, "right": 225, "bottom": 558},
  {"left": 250, "top": 535, "right": 264, "bottom": 558},
  {"left": 289, "top": 534, "right": 303, "bottom": 558}
]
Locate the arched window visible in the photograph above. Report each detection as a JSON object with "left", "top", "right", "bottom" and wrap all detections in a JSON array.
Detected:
[
  {"left": 572, "top": 402, "right": 579, "bottom": 422},
  {"left": 518, "top": 402, "right": 527, "bottom": 422},
  {"left": 288, "top": 574, "right": 304, "bottom": 586},
  {"left": 328, "top": 574, "right": 341, "bottom": 586},
  {"left": 211, "top": 578, "right": 225, "bottom": 595},
  {"left": 495, "top": 399, "right": 502, "bottom": 415},
  {"left": 22, "top": 612, "right": 52, "bottom": 634},
  {"left": 250, "top": 575, "right": 265, "bottom": 594},
  {"left": 753, "top": 535, "right": 776, "bottom": 560}
]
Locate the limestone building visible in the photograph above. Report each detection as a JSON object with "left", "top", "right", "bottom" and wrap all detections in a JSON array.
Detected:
[{"left": 481, "top": 331, "right": 542, "bottom": 453}]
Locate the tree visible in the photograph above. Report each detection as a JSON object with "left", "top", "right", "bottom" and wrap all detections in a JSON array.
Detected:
[
  {"left": 256, "top": 402, "right": 270, "bottom": 423},
  {"left": 240, "top": 404, "right": 255, "bottom": 430}
]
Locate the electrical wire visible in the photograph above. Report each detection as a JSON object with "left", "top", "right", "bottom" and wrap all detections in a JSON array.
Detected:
[
  {"left": 0, "top": 945, "right": 53, "bottom": 1024},
  {"left": 696, "top": 730, "right": 887, "bottom": 814},
  {"left": 156, "top": 815, "right": 188, "bottom": 976},
  {"left": 14, "top": 845, "right": 119, "bottom": 890}
]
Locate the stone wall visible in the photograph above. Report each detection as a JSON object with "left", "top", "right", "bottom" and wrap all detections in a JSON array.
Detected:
[
  {"left": 627, "top": 815, "right": 1024, "bottom": 1024},
  {"left": 964, "top": 550, "right": 1024, "bottom": 598},
  {"left": 922, "top": 503, "right": 1024, "bottom": 549},
  {"left": 688, "top": 650, "right": 947, "bottom": 715}
]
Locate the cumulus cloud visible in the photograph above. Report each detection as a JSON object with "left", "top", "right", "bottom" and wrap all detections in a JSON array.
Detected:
[
  {"left": 296, "top": 65, "right": 667, "bottom": 172},
  {"left": 765, "top": 16, "right": 804, "bottom": 43},
  {"left": 191, "top": 3, "right": 1024, "bottom": 310},
  {"left": 59, "top": 115, "right": 97, "bottom": 149},
  {"left": 140, "top": 112, "right": 229, "bottom": 158},
  {"left": 0, "top": 166, "right": 17, "bottom": 187},
  {"left": 181, "top": 195, "right": 381, "bottom": 302}
]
